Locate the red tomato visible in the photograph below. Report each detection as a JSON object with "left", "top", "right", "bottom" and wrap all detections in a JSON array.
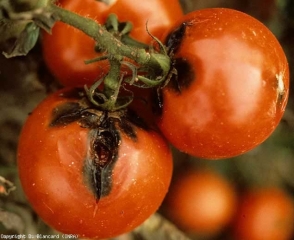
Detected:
[
  {"left": 233, "top": 188, "right": 294, "bottom": 240},
  {"left": 156, "top": 8, "right": 289, "bottom": 159},
  {"left": 42, "top": 0, "right": 109, "bottom": 87},
  {"left": 105, "top": 0, "right": 184, "bottom": 44},
  {"left": 17, "top": 88, "right": 173, "bottom": 238},
  {"left": 164, "top": 169, "right": 237, "bottom": 236},
  {"left": 42, "top": 0, "right": 183, "bottom": 87}
]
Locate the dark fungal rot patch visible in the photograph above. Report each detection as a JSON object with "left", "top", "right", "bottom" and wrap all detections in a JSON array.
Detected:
[
  {"left": 122, "top": 108, "right": 150, "bottom": 136},
  {"left": 84, "top": 118, "right": 120, "bottom": 200},
  {"left": 165, "top": 21, "right": 195, "bottom": 93},
  {"left": 48, "top": 92, "right": 150, "bottom": 200},
  {"left": 165, "top": 22, "right": 187, "bottom": 55},
  {"left": 50, "top": 102, "right": 85, "bottom": 127},
  {"left": 151, "top": 58, "right": 195, "bottom": 116},
  {"left": 151, "top": 21, "right": 195, "bottom": 116},
  {"left": 169, "top": 58, "right": 195, "bottom": 92}
]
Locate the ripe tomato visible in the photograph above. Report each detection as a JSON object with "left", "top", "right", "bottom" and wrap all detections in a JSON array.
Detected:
[
  {"left": 233, "top": 188, "right": 294, "bottom": 240},
  {"left": 17, "top": 88, "right": 173, "bottom": 238},
  {"left": 105, "top": 0, "right": 184, "bottom": 44},
  {"left": 156, "top": 8, "right": 289, "bottom": 159},
  {"left": 42, "top": 0, "right": 109, "bottom": 87},
  {"left": 42, "top": 0, "right": 183, "bottom": 87},
  {"left": 164, "top": 169, "right": 237, "bottom": 236}
]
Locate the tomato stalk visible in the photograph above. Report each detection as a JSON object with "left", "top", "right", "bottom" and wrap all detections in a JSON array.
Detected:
[
  {"left": 48, "top": 3, "right": 170, "bottom": 79},
  {"left": 46, "top": 2, "right": 171, "bottom": 110},
  {"left": 85, "top": 58, "right": 133, "bottom": 111},
  {"left": 2, "top": 0, "right": 172, "bottom": 110}
]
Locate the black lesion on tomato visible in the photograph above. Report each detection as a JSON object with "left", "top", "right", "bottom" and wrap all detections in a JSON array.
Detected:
[
  {"left": 50, "top": 102, "right": 85, "bottom": 127},
  {"left": 49, "top": 93, "right": 150, "bottom": 201},
  {"left": 84, "top": 111, "right": 149, "bottom": 200},
  {"left": 165, "top": 22, "right": 187, "bottom": 55},
  {"left": 151, "top": 21, "right": 194, "bottom": 116},
  {"left": 169, "top": 58, "right": 195, "bottom": 92},
  {"left": 84, "top": 117, "right": 120, "bottom": 201},
  {"left": 121, "top": 108, "right": 149, "bottom": 138},
  {"left": 151, "top": 58, "right": 195, "bottom": 116}
]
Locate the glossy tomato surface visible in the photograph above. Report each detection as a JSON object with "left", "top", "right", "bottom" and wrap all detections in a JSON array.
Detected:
[
  {"left": 42, "top": 0, "right": 109, "bottom": 87},
  {"left": 105, "top": 0, "right": 184, "bottom": 44},
  {"left": 234, "top": 188, "right": 294, "bottom": 240},
  {"left": 17, "top": 88, "right": 173, "bottom": 238},
  {"left": 164, "top": 169, "right": 237, "bottom": 236},
  {"left": 42, "top": 0, "right": 183, "bottom": 87},
  {"left": 157, "top": 8, "right": 289, "bottom": 159}
]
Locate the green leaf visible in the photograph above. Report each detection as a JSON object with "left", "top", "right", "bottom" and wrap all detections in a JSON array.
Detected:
[{"left": 2, "top": 21, "right": 39, "bottom": 58}]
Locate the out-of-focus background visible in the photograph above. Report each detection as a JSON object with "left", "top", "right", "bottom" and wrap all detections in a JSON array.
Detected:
[{"left": 1, "top": 0, "right": 294, "bottom": 239}]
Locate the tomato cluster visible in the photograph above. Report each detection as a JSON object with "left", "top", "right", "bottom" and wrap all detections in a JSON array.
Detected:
[
  {"left": 17, "top": 0, "right": 290, "bottom": 239},
  {"left": 163, "top": 167, "right": 294, "bottom": 240}
]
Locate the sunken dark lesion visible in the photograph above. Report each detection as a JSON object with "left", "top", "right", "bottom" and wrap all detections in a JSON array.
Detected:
[
  {"left": 48, "top": 91, "right": 149, "bottom": 200},
  {"left": 168, "top": 58, "right": 195, "bottom": 92},
  {"left": 50, "top": 102, "right": 85, "bottom": 127},
  {"left": 151, "top": 58, "right": 195, "bottom": 116},
  {"left": 165, "top": 22, "right": 187, "bottom": 55},
  {"left": 151, "top": 21, "right": 195, "bottom": 116},
  {"left": 83, "top": 119, "right": 120, "bottom": 200}
]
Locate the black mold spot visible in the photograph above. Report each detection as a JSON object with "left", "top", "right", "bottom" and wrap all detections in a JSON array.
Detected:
[
  {"left": 50, "top": 102, "right": 84, "bottom": 127},
  {"left": 119, "top": 120, "right": 137, "bottom": 140},
  {"left": 84, "top": 120, "right": 120, "bottom": 200},
  {"left": 165, "top": 22, "right": 187, "bottom": 55},
  {"left": 49, "top": 95, "right": 151, "bottom": 201},
  {"left": 127, "top": 110, "right": 149, "bottom": 130},
  {"left": 151, "top": 58, "right": 195, "bottom": 116},
  {"left": 169, "top": 58, "right": 195, "bottom": 92}
]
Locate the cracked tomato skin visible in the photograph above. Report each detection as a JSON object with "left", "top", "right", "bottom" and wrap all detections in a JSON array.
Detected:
[
  {"left": 17, "top": 88, "right": 173, "bottom": 239},
  {"left": 157, "top": 8, "right": 289, "bottom": 159},
  {"left": 42, "top": 0, "right": 183, "bottom": 87}
]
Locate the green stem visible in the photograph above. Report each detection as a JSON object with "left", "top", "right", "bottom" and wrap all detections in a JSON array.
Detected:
[
  {"left": 47, "top": 1, "right": 172, "bottom": 111},
  {"left": 104, "top": 59, "right": 121, "bottom": 97},
  {"left": 48, "top": 3, "right": 151, "bottom": 65}
]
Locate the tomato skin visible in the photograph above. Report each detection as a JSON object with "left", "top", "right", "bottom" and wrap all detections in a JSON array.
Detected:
[
  {"left": 105, "top": 0, "right": 184, "bottom": 44},
  {"left": 164, "top": 169, "right": 237, "bottom": 236},
  {"left": 157, "top": 8, "right": 289, "bottom": 159},
  {"left": 233, "top": 188, "right": 294, "bottom": 240},
  {"left": 17, "top": 88, "right": 173, "bottom": 238},
  {"left": 42, "top": 0, "right": 183, "bottom": 87},
  {"left": 42, "top": 0, "right": 109, "bottom": 87}
]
